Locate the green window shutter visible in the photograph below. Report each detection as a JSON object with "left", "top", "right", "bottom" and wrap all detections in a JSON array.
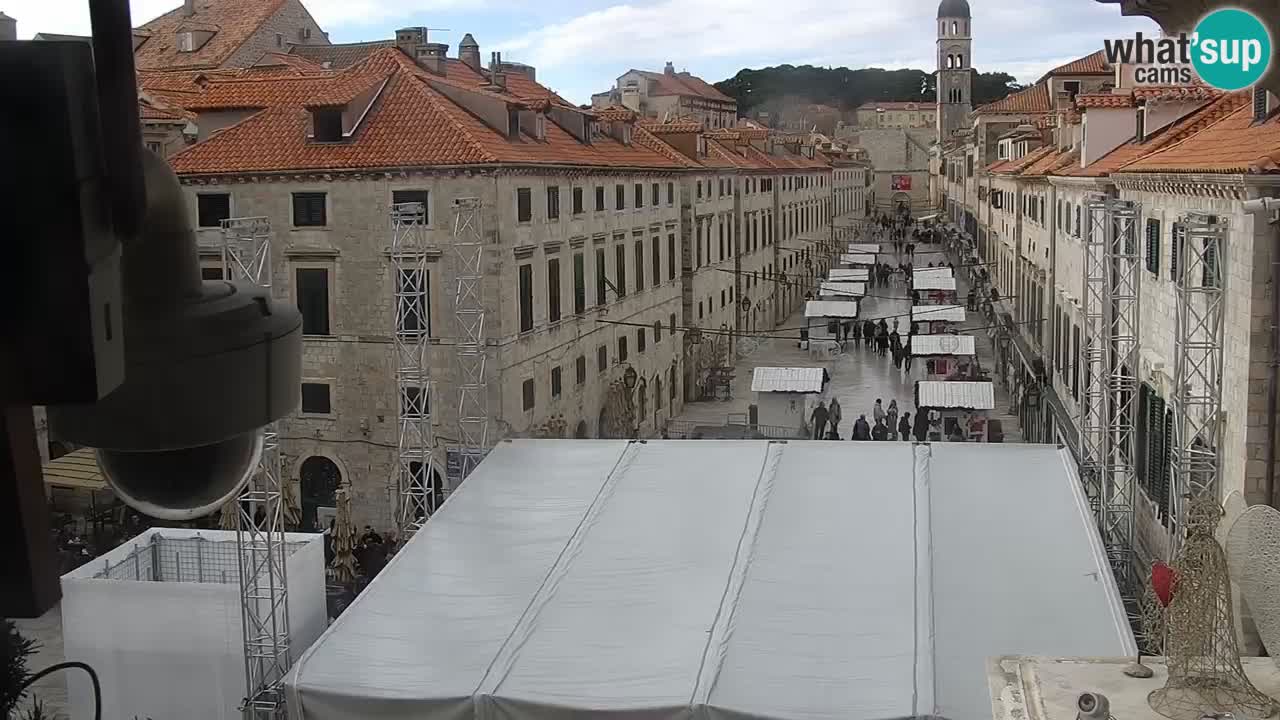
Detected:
[{"left": 1145, "top": 219, "right": 1160, "bottom": 274}]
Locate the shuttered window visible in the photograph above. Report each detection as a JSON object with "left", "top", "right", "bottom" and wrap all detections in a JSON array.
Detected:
[
  {"left": 1170, "top": 222, "right": 1184, "bottom": 281},
  {"left": 1145, "top": 219, "right": 1160, "bottom": 274}
]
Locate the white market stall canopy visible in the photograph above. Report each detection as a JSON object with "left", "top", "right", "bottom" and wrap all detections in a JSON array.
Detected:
[
  {"left": 751, "top": 366, "right": 827, "bottom": 393},
  {"left": 805, "top": 300, "right": 859, "bottom": 318},
  {"left": 847, "top": 243, "right": 881, "bottom": 254},
  {"left": 914, "top": 275, "right": 957, "bottom": 291},
  {"left": 913, "top": 304, "right": 966, "bottom": 323},
  {"left": 285, "top": 440, "right": 1135, "bottom": 720},
  {"left": 911, "top": 334, "right": 977, "bottom": 356},
  {"left": 819, "top": 281, "right": 865, "bottom": 298},
  {"left": 914, "top": 267, "right": 953, "bottom": 281},
  {"left": 828, "top": 268, "right": 869, "bottom": 282},
  {"left": 918, "top": 381, "right": 996, "bottom": 410},
  {"left": 841, "top": 252, "right": 877, "bottom": 265}
]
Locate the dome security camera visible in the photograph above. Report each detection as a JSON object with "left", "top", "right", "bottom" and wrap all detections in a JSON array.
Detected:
[
  {"left": 48, "top": 149, "right": 302, "bottom": 520},
  {"left": 1076, "top": 692, "right": 1110, "bottom": 720}
]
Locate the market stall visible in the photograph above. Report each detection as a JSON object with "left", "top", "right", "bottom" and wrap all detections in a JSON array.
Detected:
[
  {"left": 911, "top": 271, "right": 957, "bottom": 304},
  {"left": 914, "top": 380, "right": 996, "bottom": 442},
  {"left": 910, "top": 334, "right": 978, "bottom": 380},
  {"left": 819, "top": 281, "right": 865, "bottom": 300},
  {"left": 750, "top": 366, "right": 830, "bottom": 437},
  {"left": 911, "top": 304, "right": 966, "bottom": 334},
  {"left": 828, "top": 268, "right": 869, "bottom": 282},
  {"left": 803, "top": 300, "right": 859, "bottom": 359}
]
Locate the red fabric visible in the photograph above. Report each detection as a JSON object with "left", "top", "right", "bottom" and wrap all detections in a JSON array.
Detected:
[{"left": 1151, "top": 562, "right": 1178, "bottom": 607}]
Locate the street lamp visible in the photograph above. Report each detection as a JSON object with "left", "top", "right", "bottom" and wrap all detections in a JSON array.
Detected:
[
  {"left": 1025, "top": 383, "right": 1042, "bottom": 409},
  {"left": 623, "top": 365, "right": 638, "bottom": 391}
]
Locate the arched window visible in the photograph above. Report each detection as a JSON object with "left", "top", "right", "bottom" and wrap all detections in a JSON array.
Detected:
[
  {"left": 957, "top": 53, "right": 963, "bottom": 68},
  {"left": 945, "top": 55, "right": 953, "bottom": 69},
  {"left": 299, "top": 455, "right": 341, "bottom": 532},
  {"left": 655, "top": 375, "right": 664, "bottom": 410},
  {"left": 951, "top": 21, "right": 958, "bottom": 34},
  {"left": 940, "top": 20, "right": 945, "bottom": 35}
]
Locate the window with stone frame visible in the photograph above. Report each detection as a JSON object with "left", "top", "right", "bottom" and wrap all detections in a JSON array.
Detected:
[
  {"left": 1145, "top": 219, "right": 1161, "bottom": 275},
  {"left": 522, "top": 378, "right": 535, "bottom": 411},
  {"left": 518, "top": 263, "right": 534, "bottom": 332},
  {"left": 576, "top": 355, "right": 587, "bottom": 385},
  {"left": 551, "top": 366, "right": 562, "bottom": 398},
  {"left": 516, "top": 187, "right": 532, "bottom": 223}
]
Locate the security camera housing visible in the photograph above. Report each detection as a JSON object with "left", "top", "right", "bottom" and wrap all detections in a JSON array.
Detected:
[{"left": 49, "top": 149, "right": 302, "bottom": 520}]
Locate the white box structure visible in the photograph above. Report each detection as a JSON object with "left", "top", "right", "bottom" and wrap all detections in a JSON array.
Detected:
[{"left": 60, "top": 528, "right": 326, "bottom": 720}]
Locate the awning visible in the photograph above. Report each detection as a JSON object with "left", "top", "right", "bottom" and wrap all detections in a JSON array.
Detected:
[
  {"left": 805, "top": 300, "right": 859, "bottom": 319},
  {"left": 44, "top": 448, "right": 107, "bottom": 492}
]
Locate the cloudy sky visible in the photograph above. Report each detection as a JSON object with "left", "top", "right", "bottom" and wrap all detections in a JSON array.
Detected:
[{"left": 8, "top": 0, "right": 1157, "bottom": 104}]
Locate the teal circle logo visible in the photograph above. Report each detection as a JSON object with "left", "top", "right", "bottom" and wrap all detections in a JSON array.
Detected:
[{"left": 1191, "top": 8, "right": 1272, "bottom": 91}]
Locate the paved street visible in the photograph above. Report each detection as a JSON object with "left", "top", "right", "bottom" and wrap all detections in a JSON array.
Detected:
[{"left": 674, "top": 236, "right": 1024, "bottom": 442}]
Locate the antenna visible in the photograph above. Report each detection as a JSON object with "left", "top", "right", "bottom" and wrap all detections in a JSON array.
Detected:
[{"left": 419, "top": 26, "right": 451, "bottom": 43}]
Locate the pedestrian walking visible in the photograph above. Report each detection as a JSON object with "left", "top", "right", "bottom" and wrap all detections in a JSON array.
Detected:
[
  {"left": 873, "top": 398, "right": 886, "bottom": 427},
  {"left": 886, "top": 400, "right": 899, "bottom": 440},
  {"left": 899, "top": 412, "right": 912, "bottom": 441},
  {"left": 912, "top": 411, "right": 929, "bottom": 442},
  {"left": 851, "top": 320, "right": 862, "bottom": 345},
  {"left": 852, "top": 414, "right": 871, "bottom": 440},
  {"left": 871, "top": 418, "right": 888, "bottom": 441},
  {"left": 863, "top": 319, "right": 875, "bottom": 348},
  {"left": 928, "top": 410, "right": 944, "bottom": 441},
  {"left": 811, "top": 401, "right": 829, "bottom": 440},
  {"left": 828, "top": 397, "right": 843, "bottom": 437},
  {"left": 903, "top": 337, "right": 914, "bottom": 372}
]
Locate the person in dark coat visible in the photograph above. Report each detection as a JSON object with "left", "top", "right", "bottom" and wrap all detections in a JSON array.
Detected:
[
  {"left": 913, "top": 411, "right": 929, "bottom": 442},
  {"left": 899, "top": 413, "right": 912, "bottom": 441},
  {"left": 863, "top": 319, "right": 875, "bottom": 347},
  {"left": 903, "top": 336, "right": 914, "bottom": 372},
  {"left": 851, "top": 414, "right": 872, "bottom": 440},
  {"left": 871, "top": 418, "right": 888, "bottom": 441},
  {"left": 811, "top": 401, "right": 829, "bottom": 440}
]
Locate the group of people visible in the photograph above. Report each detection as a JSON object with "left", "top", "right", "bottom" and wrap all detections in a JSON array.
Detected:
[
  {"left": 809, "top": 397, "right": 972, "bottom": 443},
  {"left": 833, "top": 316, "right": 914, "bottom": 371}
]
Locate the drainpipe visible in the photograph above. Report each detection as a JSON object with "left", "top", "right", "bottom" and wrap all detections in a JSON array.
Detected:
[{"left": 1243, "top": 194, "right": 1280, "bottom": 508}]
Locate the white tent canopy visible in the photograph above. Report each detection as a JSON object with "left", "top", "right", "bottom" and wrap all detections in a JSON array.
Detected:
[
  {"left": 911, "top": 334, "right": 976, "bottom": 356},
  {"left": 914, "top": 267, "right": 953, "bottom": 281},
  {"left": 918, "top": 381, "right": 996, "bottom": 410},
  {"left": 805, "top": 300, "right": 859, "bottom": 318},
  {"left": 913, "top": 305, "right": 966, "bottom": 323},
  {"left": 286, "top": 440, "right": 1135, "bottom": 720},
  {"left": 819, "top": 281, "right": 865, "bottom": 298},
  {"left": 828, "top": 268, "right": 869, "bottom": 282},
  {"left": 846, "top": 243, "right": 880, "bottom": 254},
  {"left": 914, "top": 275, "right": 957, "bottom": 291},
  {"left": 840, "top": 252, "right": 876, "bottom": 266}
]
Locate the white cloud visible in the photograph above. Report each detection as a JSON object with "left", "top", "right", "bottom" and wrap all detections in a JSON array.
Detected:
[{"left": 5, "top": 0, "right": 175, "bottom": 38}]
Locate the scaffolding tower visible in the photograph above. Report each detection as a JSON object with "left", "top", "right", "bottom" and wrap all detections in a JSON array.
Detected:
[
  {"left": 390, "top": 202, "right": 438, "bottom": 541},
  {"left": 453, "top": 198, "right": 490, "bottom": 481},
  {"left": 1078, "top": 196, "right": 1142, "bottom": 615},
  {"left": 220, "top": 217, "right": 291, "bottom": 720},
  {"left": 1170, "top": 214, "right": 1228, "bottom": 543}
]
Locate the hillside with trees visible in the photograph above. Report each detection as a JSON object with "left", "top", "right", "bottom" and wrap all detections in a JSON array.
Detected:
[{"left": 714, "top": 65, "right": 1023, "bottom": 119}]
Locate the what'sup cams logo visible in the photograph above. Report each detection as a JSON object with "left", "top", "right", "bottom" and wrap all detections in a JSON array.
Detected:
[{"left": 1103, "top": 8, "right": 1273, "bottom": 91}]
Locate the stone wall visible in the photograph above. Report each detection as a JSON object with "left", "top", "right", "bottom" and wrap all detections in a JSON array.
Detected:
[{"left": 224, "top": 0, "right": 329, "bottom": 68}]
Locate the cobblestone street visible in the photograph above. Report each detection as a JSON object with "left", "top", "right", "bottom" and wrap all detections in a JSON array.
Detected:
[{"left": 673, "top": 236, "right": 1024, "bottom": 442}]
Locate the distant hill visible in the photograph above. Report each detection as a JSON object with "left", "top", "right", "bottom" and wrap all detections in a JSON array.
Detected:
[{"left": 714, "top": 64, "right": 1024, "bottom": 119}]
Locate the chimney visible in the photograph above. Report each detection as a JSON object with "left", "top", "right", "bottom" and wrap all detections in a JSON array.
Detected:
[
  {"left": 0, "top": 11, "right": 15, "bottom": 42},
  {"left": 487, "top": 51, "right": 507, "bottom": 91},
  {"left": 395, "top": 27, "right": 425, "bottom": 57},
  {"left": 183, "top": 0, "right": 195, "bottom": 17},
  {"left": 459, "top": 33, "right": 481, "bottom": 72},
  {"left": 664, "top": 61, "right": 675, "bottom": 76}
]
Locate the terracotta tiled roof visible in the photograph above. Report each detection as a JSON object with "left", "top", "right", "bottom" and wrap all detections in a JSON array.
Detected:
[
  {"left": 976, "top": 82, "right": 1051, "bottom": 114},
  {"left": 139, "top": 95, "right": 191, "bottom": 121},
  {"left": 1132, "top": 85, "right": 1221, "bottom": 104},
  {"left": 1056, "top": 92, "right": 1250, "bottom": 177},
  {"left": 290, "top": 41, "right": 395, "bottom": 69},
  {"left": 1120, "top": 92, "right": 1276, "bottom": 173},
  {"left": 637, "top": 120, "right": 703, "bottom": 134},
  {"left": 167, "top": 48, "right": 689, "bottom": 175},
  {"left": 133, "top": 0, "right": 297, "bottom": 71},
  {"left": 993, "top": 144, "right": 1055, "bottom": 174},
  {"left": 1020, "top": 146, "right": 1078, "bottom": 176},
  {"left": 633, "top": 127, "right": 702, "bottom": 168},
  {"left": 595, "top": 106, "right": 638, "bottom": 122},
  {"left": 1075, "top": 93, "right": 1134, "bottom": 109},
  {"left": 1037, "top": 50, "right": 1110, "bottom": 83},
  {"left": 635, "top": 69, "right": 735, "bottom": 103},
  {"left": 986, "top": 158, "right": 1013, "bottom": 173}
]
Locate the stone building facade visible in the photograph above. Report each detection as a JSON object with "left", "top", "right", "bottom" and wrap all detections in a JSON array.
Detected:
[
  {"left": 592, "top": 64, "right": 738, "bottom": 130},
  {"left": 163, "top": 39, "right": 859, "bottom": 529},
  {"left": 934, "top": 46, "right": 1280, "bottom": 562},
  {"left": 851, "top": 102, "right": 937, "bottom": 130},
  {"left": 849, "top": 128, "right": 934, "bottom": 215}
]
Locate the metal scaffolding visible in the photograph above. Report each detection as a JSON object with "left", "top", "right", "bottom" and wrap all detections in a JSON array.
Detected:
[
  {"left": 453, "top": 198, "right": 490, "bottom": 481},
  {"left": 390, "top": 201, "right": 438, "bottom": 541},
  {"left": 1078, "top": 196, "right": 1142, "bottom": 614},
  {"left": 1170, "top": 213, "right": 1227, "bottom": 547},
  {"left": 221, "top": 217, "right": 291, "bottom": 720}
]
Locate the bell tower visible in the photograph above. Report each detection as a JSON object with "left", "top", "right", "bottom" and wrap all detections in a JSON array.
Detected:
[{"left": 936, "top": 0, "right": 973, "bottom": 142}]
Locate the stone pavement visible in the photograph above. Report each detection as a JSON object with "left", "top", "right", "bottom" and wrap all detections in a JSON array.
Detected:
[{"left": 674, "top": 232, "right": 1024, "bottom": 442}]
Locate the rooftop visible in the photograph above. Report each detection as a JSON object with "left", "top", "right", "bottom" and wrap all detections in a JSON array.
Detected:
[
  {"left": 286, "top": 440, "right": 1134, "bottom": 720},
  {"left": 631, "top": 67, "right": 735, "bottom": 103},
  {"left": 989, "top": 656, "right": 1280, "bottom": 720},
  {"left": 132, "top": 0, "right": 309, "bottom": 71}
]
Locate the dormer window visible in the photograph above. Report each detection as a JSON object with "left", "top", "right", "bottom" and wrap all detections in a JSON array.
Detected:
[
  {"left": 1135, "top": 107, "right": 1146, "bottom": 142},
  {"left": 312, "top": 108, "right": 343, "bottom": 142},
  {"left": 508, "top": 107, "right": 521, "bottom": 140},
  {"left": 178, "top": 31, "right": 194, "bottom": 52}
]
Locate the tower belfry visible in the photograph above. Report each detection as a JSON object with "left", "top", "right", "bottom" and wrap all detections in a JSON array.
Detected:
[{"left": 936, "top": 0, "right": 973, "bottom": 142}]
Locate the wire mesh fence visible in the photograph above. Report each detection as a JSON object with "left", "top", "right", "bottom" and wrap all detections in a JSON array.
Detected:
[{"left": 91, "top": 534, "right": 308, "bottom": 585}]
